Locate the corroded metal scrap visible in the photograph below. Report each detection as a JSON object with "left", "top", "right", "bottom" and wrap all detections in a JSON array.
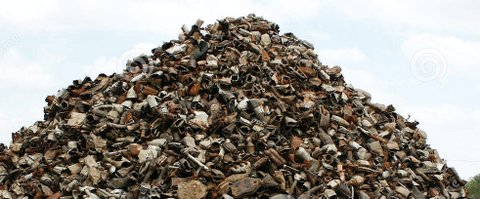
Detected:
[{"left": 0, "top": 14, "right": 467, "bottom": 198}]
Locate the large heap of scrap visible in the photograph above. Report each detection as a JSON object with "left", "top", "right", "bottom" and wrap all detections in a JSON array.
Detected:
[{"left": 0, "top": 15, "right": 467, "bottom": 198}]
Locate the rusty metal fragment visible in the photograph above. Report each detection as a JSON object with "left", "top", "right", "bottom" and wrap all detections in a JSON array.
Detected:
[{"left": 177, "top": 180, "right": 207, "bottom": 199}]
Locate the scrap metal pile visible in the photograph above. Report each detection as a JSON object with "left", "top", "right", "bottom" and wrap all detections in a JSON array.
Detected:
[{"left": 0, "top": 15, "right": 467, "bottom": 198}]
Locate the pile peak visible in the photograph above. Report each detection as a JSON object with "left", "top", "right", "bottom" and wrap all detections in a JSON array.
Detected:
[{"left": 0, "top": 15, "right": 467, "bottom": 198}]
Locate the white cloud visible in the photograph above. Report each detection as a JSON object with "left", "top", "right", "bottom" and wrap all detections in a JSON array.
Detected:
[
  {"left": 0, "top": 0, "right": 326, "bottom": 34},
  {"left": 402, "top": 33, "right": 480, "bottom": 80},
  {"left": 2, "top": 0, "right": 479, "bottom": 36},
  {"left": 317, "top": 48, "right": 367, "bottom": 65},
  {"left": 0, "top": 112, "right": 11, "bottom": 144},
  {"left": 0, "top": 45, "right": 68, "bottom": 145},
  {"left": 343, "top": 68, "right": 387, "bottom": 92},
  {"left": 473, "top": 110, "right": 480, "bottom": 122},
  {"left": 402, "top": 103, "right": 472, "bottom": 128},
  {"left": 328, "top": 0, "right": 480, "bottom": 34},
  {"left": 0, "top": 48, "right": 53, "bottom": 89},
  {"left": 84, "top": 56, "right": 119, "bottom": 77},
  {"left": 84, "top": 43, "right": 156, "bottom": 77},
  {"left": 0, "top": 0, "right": 58, "bottom": 28},
  {"left": 299, "top": 31, "right": 330, "bottom": 45},
  {"left": 0, "top": 104, "right": 45, "bottom": 145}
]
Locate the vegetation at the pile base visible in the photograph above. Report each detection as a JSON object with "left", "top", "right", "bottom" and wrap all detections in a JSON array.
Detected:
[{"left": 466, "top": 174, "right": 480, "bottom": 198}]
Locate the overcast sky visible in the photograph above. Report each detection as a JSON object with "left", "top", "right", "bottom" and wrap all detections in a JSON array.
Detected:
[{"left": 1, "top": 0, "right": 479, "bottom": 179}]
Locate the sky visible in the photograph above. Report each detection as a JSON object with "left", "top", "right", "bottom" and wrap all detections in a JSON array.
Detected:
[{"left": 0, "top": 0, "right": 479, "bottom": 180}]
